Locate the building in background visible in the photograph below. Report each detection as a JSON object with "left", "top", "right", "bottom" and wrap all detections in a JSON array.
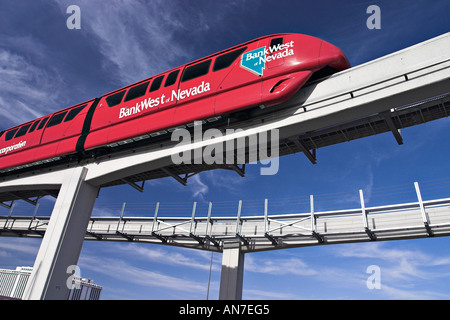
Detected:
[{"left": 0, "top": 266, "right": 102, "bottom": 300}]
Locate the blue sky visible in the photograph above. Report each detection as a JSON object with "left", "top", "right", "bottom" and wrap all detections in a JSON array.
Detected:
[{"left": 1, "top": 0, "right": 450, "bottom": 300}]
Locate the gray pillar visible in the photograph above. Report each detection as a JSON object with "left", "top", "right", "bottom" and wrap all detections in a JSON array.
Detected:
[
  {"left": 219, "top": 241, "right": 245, "bottom": 300},
  {"left": 23, "top": 167, "right": 98, "bottom": 300}
]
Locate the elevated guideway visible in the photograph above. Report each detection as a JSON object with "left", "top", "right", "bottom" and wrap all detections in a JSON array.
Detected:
[
  {"left": 0, "top": 32, "right": 449, "bottom": 196},
  {"left": 0, "top": 33, "right": 449, "bottom": 300}
]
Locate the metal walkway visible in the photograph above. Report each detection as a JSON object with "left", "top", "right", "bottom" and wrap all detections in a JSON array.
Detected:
[{"left": 1, "top": 182, "right": 450, "bottom": 253}]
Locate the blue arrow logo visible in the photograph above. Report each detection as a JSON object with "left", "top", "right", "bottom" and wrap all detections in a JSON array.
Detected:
[{"left": 240, "top": 46, "right": 266, "bottom": 76}]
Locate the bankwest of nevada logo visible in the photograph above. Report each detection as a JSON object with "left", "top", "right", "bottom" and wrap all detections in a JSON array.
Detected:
[
  {"left": 241, "top": 46, "right": 266, "bottom": 76},
  {"left": 240, "top": 40, "right": 295, "bottom": 76}
]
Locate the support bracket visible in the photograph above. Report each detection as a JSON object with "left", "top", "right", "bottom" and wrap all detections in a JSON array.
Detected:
[
  {"left": 264, "top": 232, "right": 278, "bottom": 245},
  {"left": 152, "top": 231, "right": 168, "bottom": 243},
  {"left": 161, "top": 167, "right": 188, "bottom": 186},
  {"left": 381, "top": 111, "right": 403, "bottom": 145},
  {"left": 189, "top": 233, "right": 205, "bottom": 244},
  {"left": 291, "top": 137, "right": 317, "bottom": 164},
  {"left": 121, "top": 179, "right": 145, "bottom": 192},
  {"left": 312, "top": 231, "right": 324, "bottom": 243},
  {"left": 205, "top": 235, "right": 220, "bottom": 247},
  {"left": 227, "top": 164, "right": 246, "bottom": 177}
]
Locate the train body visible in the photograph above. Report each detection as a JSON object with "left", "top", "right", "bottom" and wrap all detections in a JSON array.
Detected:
[{"left": 0, "top": 33, "right": 350, "bottom": 173}]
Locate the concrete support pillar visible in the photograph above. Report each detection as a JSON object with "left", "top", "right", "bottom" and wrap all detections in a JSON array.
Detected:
[
  {"left": 23, "top": 167, "right": 98, "bottom": 300},
  {"left": 219, "top": 241, "right": 245, "bottom": 300}
]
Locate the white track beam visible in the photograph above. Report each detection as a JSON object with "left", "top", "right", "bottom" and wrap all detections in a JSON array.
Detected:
[
  {"left": 22, "top": 167, "right": 98, "bottom": 300},
  {"left": 219, "top": 241, "right": 245, "bottom": 300}
]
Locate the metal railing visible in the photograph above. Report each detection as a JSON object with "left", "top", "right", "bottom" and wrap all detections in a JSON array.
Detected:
[{"left": 2, "top": 181, "right": 450, "bottom": 253}]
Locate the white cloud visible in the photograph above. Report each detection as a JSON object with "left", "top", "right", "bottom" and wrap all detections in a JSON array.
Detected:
[
  {"left": 0, "top": 238, "right": 40, "bottom": 256},
  {"left": 0, "top": 48, "right": 62, "bottom": 127},
  {"left": 53, "top": 0, "right": 203, "bottom": 85},
  {"left": 79, "top": 254, "right": 207, "bottom": 293},
  {"left": 111, "top": 243, "right": 220, "bottom": 271},
  {"left": 334, "top": 242, "right": 450, "bottom": 286},
  {"left": 189, "top": 174, "right": 209, "bottom": 201},
  {"left": 245, "top": 255, "right": 317, "bottom": 276}
]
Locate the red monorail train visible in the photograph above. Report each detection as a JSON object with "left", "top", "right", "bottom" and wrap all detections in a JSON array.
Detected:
[{"left": 0, "top": 33, "right": 350, "bottom": 173}]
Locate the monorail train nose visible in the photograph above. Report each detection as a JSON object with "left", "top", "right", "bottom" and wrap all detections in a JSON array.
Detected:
[{"left": 319, "top": 40, "right": 351, "bottom": 71}]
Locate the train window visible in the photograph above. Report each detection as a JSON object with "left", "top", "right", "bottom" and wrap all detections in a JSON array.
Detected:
[
  {"left": 106, "top": 90, "right": 126, "bottom": 108},
  {"left": 37, "top": 117, "right": 50, "bottom": 130},
  {"left": 269, "top": 38, "right": 283, "bottom": 52},
  {"left": 0, "top": 131, "right": 3, "bottom": 138},
  {"left": 64, "top": 105, "right": 86, "bottom": 122},
  {"left": 149, "top": 75, "right": 164, "bottom": 92},
  {"left": 14, "top": 123, "right": 33, "bottom": 139},
  {"left": 182, "top": 60, "right": 211, "bottom": 82},
  {"left": 5, "top": 128, "right": 18, "bottom": 141},
  {"left": 46, "top": 111, "right": 68, "bottom": 128},
  {"left": 213, "top": 47, "right": 247, "bottom": 72},
  {"left": 28, "top": 120, "right": 40, "bottom": 134},
  {"left": 164, "top": 70, "right": 180, "bottom": 87},
  {"left": 124, "top": 81, "right": 150, "bottom": 102}
]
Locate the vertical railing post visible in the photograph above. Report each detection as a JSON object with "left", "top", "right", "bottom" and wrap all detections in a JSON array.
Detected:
[
  {"left": 414, "top": 182, "right": 433, "bottom": 236},
  {"left": 360, "top": 190, "right": 368, "bottom": 229},
  {"left": 264, "top": 199, "right": 268, "bottom": 234},
  {"left": 190, "top": 202, "right": 197, "bottom": 235},
  {"left": 360, "top": 189, "right": 376, "bottom": 241},
  {"left": 205, "top": 202, "right": 213, "bottom": 236},
  {"left": 3, "top": 202, "right": 15, "bottom": 229},
  {"left": 310, "top": 195, "right": 316, "bottom": 232},
  {"left": 116, "top": 202, "right": 126, "bottom": 233},
  {"left": 235, "top": 200, "right": 243, "bottom": 235},
  {"left": 28, "top": 203, "right": 40, "bottom": 230},
  {"left": 152, "top": 202, "right": 159, "bottom": 232}
]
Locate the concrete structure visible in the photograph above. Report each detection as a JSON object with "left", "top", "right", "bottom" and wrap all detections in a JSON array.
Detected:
[
  {"left": 0, "top": 266, "right": 102, "bottom": 300},
  {"left": 0, "top": 33, "right": 449, "bottom": 300}
]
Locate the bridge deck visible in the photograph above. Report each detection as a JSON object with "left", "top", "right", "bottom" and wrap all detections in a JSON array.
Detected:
[{"left": 2, "top": 184, "right": 450, "bottom": 253}]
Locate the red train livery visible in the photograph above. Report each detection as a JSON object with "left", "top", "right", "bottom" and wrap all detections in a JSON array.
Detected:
[{"left": 0, "top": 33, "right": 350, "bottom": 173}]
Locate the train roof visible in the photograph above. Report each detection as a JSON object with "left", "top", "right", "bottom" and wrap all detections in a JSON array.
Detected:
[{"left": 101, "top": 33, "right": 297, "bottom": 97}]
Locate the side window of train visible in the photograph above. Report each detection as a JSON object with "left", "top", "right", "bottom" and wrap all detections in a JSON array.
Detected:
[
  {"left": 269, "top": 38, "right": 283, "bottom": 53},
  {"left": 149, "top": 75, "right": 164, "bottom": 92},
  {"left": 28, "top": 120, "right": 41, "bottom": 134},
  {"left": 64, "top": 105, "right": 86, "bottom": 122},
  {"left": 37, "top": 117, "right": 50, "bottom": 130},
  {"left": 164, "top": 70, "right": 180, "bottom": 87},
  {"left": 213, "top": 47, "right": 247, "bottom": 72},
  {"left": 182, "top": 60, "right": 211, "bottom": 82},
  {"left": 124, "top": 81, "right": 150, "bottom": 102},
  {"left": 106, "top": 90, "right": 126, "bottom": 108},
  {"left": 14, "top": 123, "right": 33, "bottom": 138},
  {"left": 5, "top": 128, "right": 18, "bottom": 141},
  {"left": 46, "top": 111, "right": 68, "bottom": 128}
]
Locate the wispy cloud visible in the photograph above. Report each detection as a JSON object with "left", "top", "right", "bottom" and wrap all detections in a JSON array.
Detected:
[
  {"left": 246, "top": 255, "right": 317, "bottom": 276},
  {"left": 53, "top": 0, "right": 229, "bottom": 86},
  {"left": 333, "top": 242, "right": 450, "bottom": 298},
  {"left": 80, "top": 254, "right": 207, "bottom": 294},
  {"left": 0, "top": 48, "right": 62, "bottom": 127},
  {"left": 188, "top": 174, "right": 209, "bottom": 201},
  {"left": 110, "top": 243, "right": 220, "bottom": 272}
]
